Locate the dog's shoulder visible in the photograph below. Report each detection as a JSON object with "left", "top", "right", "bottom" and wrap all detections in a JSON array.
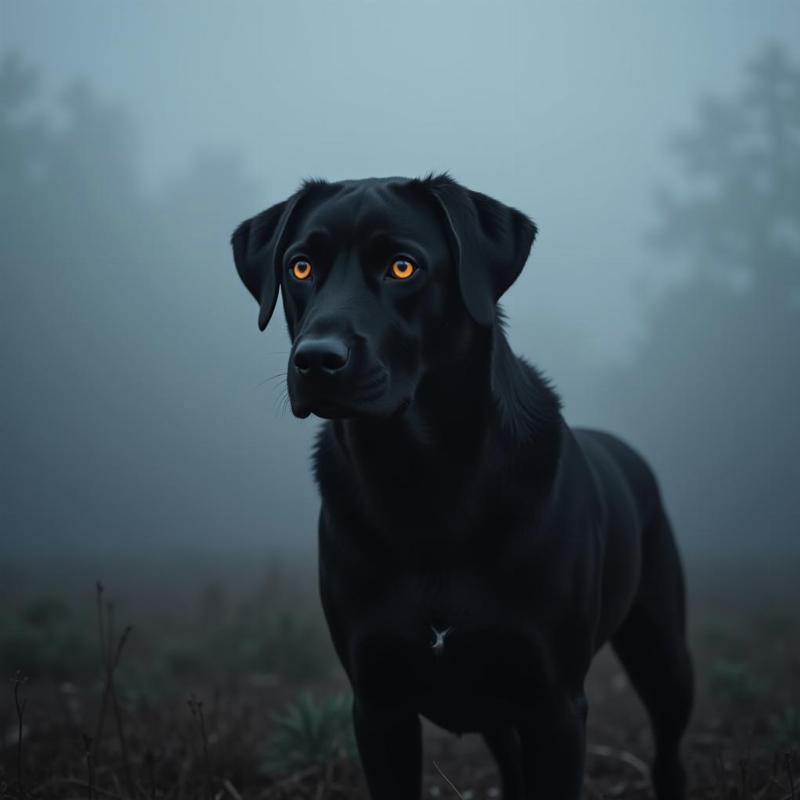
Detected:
[{"left": 572, "top": 427, "right": 663, "bottom": 528}]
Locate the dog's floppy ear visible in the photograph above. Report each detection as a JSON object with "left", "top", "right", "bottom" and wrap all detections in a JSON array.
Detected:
[
  {"left": 231, "top": 192, "right": 303, "bottom": 331},
  {"left": 426, "top": 178, "right": 537, "bottom": 327}
]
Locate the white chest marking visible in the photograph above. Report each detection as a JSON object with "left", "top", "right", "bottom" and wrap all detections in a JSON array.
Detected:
[{"left": 430, "top": 625, "right": 454, "bottom": 656}]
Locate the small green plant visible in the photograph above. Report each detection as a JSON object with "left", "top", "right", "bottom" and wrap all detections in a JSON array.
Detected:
[
  {"left": 770, "top": 706, "right": 800, "bottom": 750},
  {"left": 262, "top": 690, "right": 356, "bottom": 774},
  {"left": 707, "top": 659, "right": 765, "bottom": 703}
]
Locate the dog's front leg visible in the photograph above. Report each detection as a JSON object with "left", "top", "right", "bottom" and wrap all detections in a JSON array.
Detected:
[
  {"left": 517, "top": 692, "right": 587, "bottom": 799},
  {"left": 353, "top": 696, "right": 422, "bottom": 800}
]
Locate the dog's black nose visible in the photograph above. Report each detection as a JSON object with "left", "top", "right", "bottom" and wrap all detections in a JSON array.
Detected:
[{"left": 293, "top": 337, "right": 350, "bottom": 375}]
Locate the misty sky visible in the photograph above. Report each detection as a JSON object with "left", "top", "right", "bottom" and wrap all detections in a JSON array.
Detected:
[
  {"left": 1, "top": 1, "right": 798, "bottom": 560},
  {"left": 4, "top": 1, "right": 797, "bottom": 359}
]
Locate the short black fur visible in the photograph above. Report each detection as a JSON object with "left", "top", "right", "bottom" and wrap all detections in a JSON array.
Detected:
[{"left": 231, "top": 174, "right": 693, "bottom": 800}]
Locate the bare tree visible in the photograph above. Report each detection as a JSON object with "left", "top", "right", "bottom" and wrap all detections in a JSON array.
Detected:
[
  {"left": 651, "top": 42, "right": 800, "bottom": 304},
  {"left": 598, "top": 42, "right": 800, "bottom": 556}
]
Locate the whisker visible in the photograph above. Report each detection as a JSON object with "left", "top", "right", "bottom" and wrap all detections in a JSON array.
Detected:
[
  {"left": 272, "top": 386, "right": 287, "bottom": 414},
  {"left": 272, "top": 385, "right": 292, "bottom": 417},
  {"left": 275, "top": 389, "right": 291, "bottom": 417},
  {"left": 255, "top": 371, "right": 288, "bottom": 389}
]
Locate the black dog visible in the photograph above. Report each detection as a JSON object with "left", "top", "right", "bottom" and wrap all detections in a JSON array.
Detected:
[{"left": 231, "top": 173, "right": 693, "bottom": 800}]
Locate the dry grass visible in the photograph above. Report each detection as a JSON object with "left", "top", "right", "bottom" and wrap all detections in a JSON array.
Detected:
[{"left": 0, "top": 554, "right": 798, "bottom": 799}]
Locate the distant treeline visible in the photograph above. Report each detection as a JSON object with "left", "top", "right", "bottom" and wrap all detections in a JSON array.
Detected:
[{"left": 1, "top": 43, "right": 798, "bottom": 559}]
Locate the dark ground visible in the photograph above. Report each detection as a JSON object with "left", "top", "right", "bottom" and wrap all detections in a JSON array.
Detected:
[{"left": 0, "top": 551, "right": 798, "bottom": 799}]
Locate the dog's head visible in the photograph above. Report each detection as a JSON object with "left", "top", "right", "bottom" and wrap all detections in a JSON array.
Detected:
[{"left": 231, "top": 173, "right": 536, "bottom": 420}]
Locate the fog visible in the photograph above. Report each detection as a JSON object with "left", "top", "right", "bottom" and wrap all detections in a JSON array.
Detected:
[{"left": 1, "top": 1, "right": 798, "bottom": 562}]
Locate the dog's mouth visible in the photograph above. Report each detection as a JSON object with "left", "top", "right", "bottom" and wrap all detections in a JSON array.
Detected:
[{"left": 291, "top": 373, "right": 396, "bottom": 420}]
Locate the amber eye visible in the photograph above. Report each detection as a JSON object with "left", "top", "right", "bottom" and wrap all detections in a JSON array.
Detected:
[
  {"left": 389, "top": 258, "right": 416, "bottom": 280},
  {"left": 291, "top": 259, "right": 313, "bottom": 280}
]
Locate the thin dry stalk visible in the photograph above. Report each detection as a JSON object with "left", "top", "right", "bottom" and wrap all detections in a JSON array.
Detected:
[
  {"left": 145, "top": 749, "right": 157, "bottom": 800},
  {"left": 65, "top": 778, "right": 126, "bottom": 800},
  {"left": 91, "top": 583, "right": 110, "bottom": 764},
  {"left": 713, "top": 750, "right": 727, "bottom": 797},
  {"left": 432, "top": 760, "right": 466, "bottom": 800},
  {"left": 223, "top": 778, "right": 244, "bottom": 800},
  {"left": 109, "top": 626, "right": 134, "bottom": 797},
  {"left": 314, "top": 759, "right": 335, "bottom": 800},
  {"left": 14, "top": 671, "right": 28, "bottom": 799},
  {"left": 83, "top": 732, "right": 95, "bottom": 800},
  {"left": 90, "top": 583, "right": 134, "bottom": 798},
  {"left": 587, "top": 743, "right": 651, "bottom": 785},
  {"left": 188, "top": 695, "right": 213, "bottom": 800},
  {"left": 263, "top": 764, "right": 320, "bottom": 797}
]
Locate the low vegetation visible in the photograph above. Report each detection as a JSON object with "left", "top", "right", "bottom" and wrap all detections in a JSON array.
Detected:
[{"left": 0, "top": 558, "right": 797, "bottom": 799}]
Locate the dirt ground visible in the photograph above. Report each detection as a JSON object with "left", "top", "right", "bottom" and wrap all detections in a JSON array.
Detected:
[{"left": 0, "top": 553, "right": 798, "bottom": 799}]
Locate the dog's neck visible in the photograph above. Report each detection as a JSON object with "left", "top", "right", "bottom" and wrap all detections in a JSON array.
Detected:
[{"left": 487, "top": 319, "right": 563, "bottom": 452}]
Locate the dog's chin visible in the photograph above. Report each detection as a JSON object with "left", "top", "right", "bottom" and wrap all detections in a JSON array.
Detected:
[{"left": 291, "top": 395, "right": 410, "bottom": 421}]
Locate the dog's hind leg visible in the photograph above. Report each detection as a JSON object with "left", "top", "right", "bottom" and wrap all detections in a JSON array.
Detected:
[
  {"left": 611, "top": 510, "right": 694, "bottom": 800},
  {"left": 483, "top": 725, "right": 525, "bottom": 799},
  {"left": 517, "top": 691, "right": 587, "bottom": 799}
]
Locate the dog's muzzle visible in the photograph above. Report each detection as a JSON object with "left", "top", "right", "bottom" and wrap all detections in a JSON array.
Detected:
[{"left": 289, "top": 336, "right": 388, "bottom": 419}]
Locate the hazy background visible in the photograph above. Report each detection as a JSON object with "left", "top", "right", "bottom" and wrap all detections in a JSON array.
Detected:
[{"left": 1, "top": 0, "right": 798, "bottom": 568}]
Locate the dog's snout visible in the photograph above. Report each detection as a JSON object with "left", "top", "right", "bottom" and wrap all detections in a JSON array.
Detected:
[{"left": 293, "top": 337, "right": 350, "bottom": 375}]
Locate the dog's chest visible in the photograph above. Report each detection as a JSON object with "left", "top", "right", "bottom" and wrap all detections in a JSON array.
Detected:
[{"left": 346, "top": 570, "right": 553, "bottom": 727}]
